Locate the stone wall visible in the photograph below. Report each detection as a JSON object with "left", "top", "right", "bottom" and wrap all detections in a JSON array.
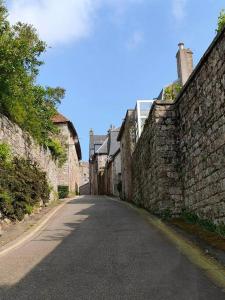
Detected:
[
  {"left": 0, "top": 114, "right": 58, "bottom": 199},
  {"left": 132, "top": 27, "right": 225, "bottom": 223},
  {"left": 177, "top": 27, "right": 225, "bottom": 222},
  {"left": 119, "top": 110, "right": 136, "bottom": 201},
  {"left": 132, "top": 102, "right": 182, "bottom": 215}
]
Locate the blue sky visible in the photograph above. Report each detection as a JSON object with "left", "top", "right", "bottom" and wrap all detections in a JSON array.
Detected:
[{"left": 7, "top": 0, "right": 225, "bottom": 160}]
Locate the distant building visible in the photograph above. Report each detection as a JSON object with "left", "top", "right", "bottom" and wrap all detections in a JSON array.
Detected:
[
  {"left": 134, "top": 100, "right": 154, "bottom": 141},
  {"left": 89, "top": 126, "right": 122, "bottom": 197},
  {"left": 105, "top": 127, "right": 121, "bottom": 197},
  {"left": 79, "top": 161, "right": 90, "bottom": 195},
  {"left": 52, "top": 113, "right": 81, "bottom": 195},
  {"left": 89, "top": 130, "right": 108, "bottom": 195}
]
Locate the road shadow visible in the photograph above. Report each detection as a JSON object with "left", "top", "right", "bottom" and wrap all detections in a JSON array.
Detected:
[{"left": 0, "top": 196, "right": 224, "bottom": 300}]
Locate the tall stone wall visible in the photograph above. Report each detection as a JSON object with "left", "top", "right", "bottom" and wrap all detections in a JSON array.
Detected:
[
  {"left": 120, "top": 110, "right": 136, "bottom": 201},
  {"left": 132, "top": 27, "right": 225, "bottom": 223},
  {"left": 177, "top": 27, "right": 225, "bottom": 222},
  {"left": 132, "top": 102, "right": 182, "bottom": 215},
  {"left": 0, "top": 114, "right": 58, "bottom": 199}
]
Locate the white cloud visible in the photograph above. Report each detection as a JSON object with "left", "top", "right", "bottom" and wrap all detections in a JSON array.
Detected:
[
  {"left": 172, "top": 0, "right": 187, "bottom": 21},
  {"left": 7, "top": 0, "right": 143, "bottom": 46},
  {"left": 126, "top": 30, "right": 144, "bottom": 49},
  {"left": 8, "top": 0, "right": 100, "bottom": 45}
]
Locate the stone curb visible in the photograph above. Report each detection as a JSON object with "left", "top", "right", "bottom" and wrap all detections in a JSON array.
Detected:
[
  {"left": 0, "top": 197, "right": 77, "bottom": 257},
  {"left": 107, "top": 197, "right": 225, "bottom": 289}
]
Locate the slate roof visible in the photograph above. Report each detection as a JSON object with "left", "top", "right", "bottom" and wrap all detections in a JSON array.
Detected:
[
  {"left": 89, "top": 134, "right": 107, "bottom": 158},
  {"left": 89, "top": 127, "right": 120, "bottom": 159},
  {"left": 96, "top": 138, "right": 108, "bottom": 154},
  {"left": 108, "top": 128, "right": 120, "bottom": 157},
  {"left": 117, "top": 110, "right": 135, "bottom": 141}
]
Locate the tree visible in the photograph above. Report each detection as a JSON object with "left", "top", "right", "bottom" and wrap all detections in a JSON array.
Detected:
[
  {"left": 0, "top": 1, "right": 65, "bottom": 147},
  {"left": 217, "top": 9, "right": 225, "bottom": 33}
]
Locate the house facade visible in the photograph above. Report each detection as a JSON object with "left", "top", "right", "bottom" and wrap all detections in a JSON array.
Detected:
[
  {"left": 89, "top": 126, "right": 122, "bottom": 196},
  {"left": 105, "top": 127, "right": 121, "bottom": 197},
  {"left": 52, "top": 113, "right": 82, "bottom": 195},
  {"left": 89, "top": 130, "right": 108, "bottom": 195}
]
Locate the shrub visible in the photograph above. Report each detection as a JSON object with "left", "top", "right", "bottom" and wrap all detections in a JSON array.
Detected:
[
  {"left": 164, "top": 82, "right": 182, "bottom": 101},
  {"left": 0, "top": 190, "right": 14, "bottom": 218},
  {"left": 58, "top": 186, "right": 69, "bottom": 199},
  {"left": 0, "top": 157, "right": 50, "bottom": 221},
  {"left": 217, "top": 9, "right": 225, "bottom": 33},
  {"left": 0, "top": 143, "right": 12, "bottom": 163}
]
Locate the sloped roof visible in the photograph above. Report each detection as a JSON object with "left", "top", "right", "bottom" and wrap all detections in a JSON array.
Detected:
[
  {"left": 108, "top": 128, "right": 120, "bottom": 157},
  {"left": 52, "top": 113, "right": 69, "bottom": 123},
  {"left": 96, "top": 137, "right": 108, "bottom": 154},
  {"left": 117, "top": 110, "right": 135, "bottom": 141},
  {"left": 52, "top": 113, "right": 82, "bottom": 160},
  {"left": 89, "top": 134, "right": 107, "bottom": 157},
  {"left": 93, "top": 135, "right": 107, "bottom": 145}
]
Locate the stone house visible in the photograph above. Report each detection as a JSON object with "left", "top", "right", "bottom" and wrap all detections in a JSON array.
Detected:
[
  {"left": 89, "top": 130, "right": 108, "bottom": 195},
  {"left": 105, "top": 127, "right": 121, "bottom": 197},
  {"left": 89, "top": 126, "right": 122, "bottom": 196},
  {"left": 52, "top": 113, "right": 81, "bottom": 194}
]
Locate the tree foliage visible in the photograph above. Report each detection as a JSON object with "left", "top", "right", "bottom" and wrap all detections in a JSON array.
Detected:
[
  {"left": 0, "top": 1, "right": 65, "bottom": 147},
  {"left": 217, "top": 9, "right": 225, "bottom": 33}
]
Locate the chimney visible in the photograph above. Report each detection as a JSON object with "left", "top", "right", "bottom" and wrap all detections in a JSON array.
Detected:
[
  {"left": 89, "top": 129, "right": 94, "bottom": 158},
  {"left": 176, "top": 42, "right": 193, "bottom": 86}
]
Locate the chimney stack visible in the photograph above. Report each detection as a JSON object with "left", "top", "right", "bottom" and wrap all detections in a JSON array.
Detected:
[
  {"left": 89, "top": 129, "right": 94, "bottom": 158},
  {"left": 176, "top": 42, "right": 193, "bottom": 86}
]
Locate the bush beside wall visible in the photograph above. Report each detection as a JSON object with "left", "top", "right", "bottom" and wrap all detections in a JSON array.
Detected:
[
  {"left": 58, "top": 186, "right": 69, "bottom": 199},
  {"left": 0, "top": 145, "right": 50, "bottom": 221}
]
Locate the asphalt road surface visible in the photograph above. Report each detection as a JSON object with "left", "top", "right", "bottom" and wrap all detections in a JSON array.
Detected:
[{"left": 0, "top": 196, "right": 224, "bottom": 300}]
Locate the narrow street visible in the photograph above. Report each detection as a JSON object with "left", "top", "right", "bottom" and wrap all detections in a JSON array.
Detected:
[{"left": 0, "top": 196, "right": 224, "bottom": 300}]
